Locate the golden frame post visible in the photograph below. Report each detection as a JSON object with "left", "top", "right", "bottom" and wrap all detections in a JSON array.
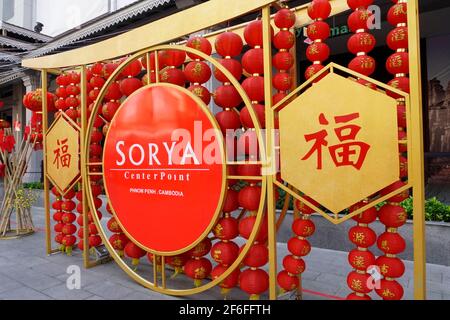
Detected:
[{"left": 407, "top": 0, "right": 426, "bottom": 300}]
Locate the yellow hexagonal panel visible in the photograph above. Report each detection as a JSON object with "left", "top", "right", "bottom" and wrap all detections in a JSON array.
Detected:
[
  {"left": 279, "top": 72, "right": 400, "bottom": 214},
  {"left": 45, "top": 115, "right": 80, "bottom": 194}
]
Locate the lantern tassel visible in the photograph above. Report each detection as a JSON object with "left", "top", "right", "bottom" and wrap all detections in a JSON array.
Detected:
[
  {"left": 170, "top": 267, "right": 182, "bottom": 279},
  {"left": 132, "top": 258, "right": 140, "bottom": 270},
  {"left": 65, "top": 246, "right": 73, "bottom": 256},
  {"left": 220, "top": 288, "right": 231, "bottom": 300},
  {"left": 194, "top": 279, "right": 202, "bottom": 287},
  {"left": 249, "top": 294, "right": 260, "bottom": 300}
]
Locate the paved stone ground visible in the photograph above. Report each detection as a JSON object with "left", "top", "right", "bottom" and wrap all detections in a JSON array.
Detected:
[{"left": 0, "top": 207, "right": 449, "bottom": 300}]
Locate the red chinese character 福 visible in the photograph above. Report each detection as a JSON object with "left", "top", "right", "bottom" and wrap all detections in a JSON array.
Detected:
[
  {"left": 53, "top": 138, "right": 71, "bottom": 169},
  {"left": 301, "top": 113, "right": 370, "bottom": 170}
]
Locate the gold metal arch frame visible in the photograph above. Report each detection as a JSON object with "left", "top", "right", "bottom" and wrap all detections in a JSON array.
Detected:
[{"left": 28, "top": 0, "right": 426, "bottom": 300}]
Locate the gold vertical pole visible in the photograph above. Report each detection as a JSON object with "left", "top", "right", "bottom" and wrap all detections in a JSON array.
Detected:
[
  {"left": 80, "top": 65, "right": 91, "bottom": 269},
  {"left": 41, "top": 69, "right": 52, "bottom": 255},
  {"left": 407, "top": 0, "right": 426, "bottom": 300},
  {"left": 262, "top": 5, "right": 277, "bottom": 300}
]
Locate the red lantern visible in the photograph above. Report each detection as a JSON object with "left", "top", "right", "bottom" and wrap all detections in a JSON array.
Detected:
[
  {"left": 377, "top": 232, "right": 406, "bottom": 254},
  {"left": 294, "top": 196, "right": 319, "bottom": 215},
  {"left": 166, "top": 254, "right": 189, "bottom": 275},
  {"left": 347, "top": 271, "right": 372, "bottom": 294},
  {"left": 347, "top": 0, "right": 373, "bottom": 10},
  {"left": 211, "top": 265, "right": 240, "bottom": 291},
  {"left": 305, "top": 64, "right": 325, "bottom": 80},
  {"left": 68, "top": 72, "right": 81, "bottom": 84},
  {"left": 306, "top": 42, "right": 330, "bottom": 62},
  {"left": 375, "top": 279, "right": 404, "bottom": 300},
  {"left": 160, "top": 68, "right": 186, "bottom": 87},
  {"left": 239, "top": 215, "right": 268, "bottom": 242},
  {"left": 386, "top": 52, "right": 409, "bottom": 75},
  {"left": 387, "top": 76, "right": 410, "bottom": 99},
  {"left": 124, "top": 242, "right": 146, "bottom": 266},
  {"left": 400, "top": 156, "right": 408, "bottom": 178},
  {"left": 141, "top": 51, "right": 167, "bottom": 71},
  {"left": 55, "top": 233, "right": 64, "bottom": 244},
  {"left": 90, "top": 130, "right": 103, "bottom": 144},
  {"left": 61, "top": 212, "right": 76, "bottom": 224},
  {"left": 243, "top": 20, "right": 273, "bottom": 48},
  {"left": 121, "top": 59, "right": 142, "bottom": 78},
  {"left": 242, "top": 243, "right": 268, "bottom": 268},
  {"left": 347, "top": 32, "right": 376, "bottom": 54},
  {"left": 184, "top": 61, "right": 212, "bottom": 84},
  {"left": 109, "top": 233, "right": 129, "bottom": 252},
  {"left": 273, "top": 51, "right": 294, "bottom": 71},
  {"left": 90, "top": 76, "right": 105, "bottom": 89},
  {"left": 62, "top": 235, "right": 77, "bottom": 247},
  {"left": 164, "top": 50, "right": 186, "bottom": 67},
  {"left": 308, "top": 0, "right": 331, "bottom": 20},
  {"left": 387, "top": 27, "right": 408, "bottom": 51},
  {"left": 242, "top": 48, "right": 264, "bottom": 75},
  {"left": 240, "top": 104, "right": 265, "bottom": 129},
  {"left": 54, "top": 223, "right": 64, "bottom": 233},
  {"left": 91, "top": 62, "right": 104, "bottom": 75},
  {"left": 89, "top": 235, "right": 102, "bottom": 248},
  {"left": 184, "top": 258, "right": 212, "bottom": 287},
  {"left": 292, "top": 218, "right": 316, "bottom": 238},
  {"left": 307, "top": 21, "right": 330, "bottom": 41},
  {"left": 237, "top": 163, "right": 262, "bottom": 178},
  {"left": 348, "top": 9, "right": 372, "bottom": 33},
  {"left": 189, "top": 238, "right": 212, "bottom": 258},
  {"left": 214, "top": 216, "right": 239, "bottom": 240},
  {"left": 215, "top": 32, "right": 243, "bottom": 57},
  {"left": 387, "top": 3, "right": 407, "bottom": 27},
  {"left": 350, "top": 203, "right": 378, "bottom": 224},
  {"left": 348, "top": 248, "right": 375, "bottom": 271},
  {"left": 283, "top": 255, "right": 306, "bottom": 275},
  {"left": 277, "top": 270, "right": 299, "bottom": 292},
  {"left": 107, "top": 217, "right": 122, "bottom": 233},
  {"left": 239, "top": 268, "right": 269, "bottom": 299},
  {"left": 242, "top": 76, "right": 265, "bottom": 102},
  {"left": 273, "top": 30, "right": 295, "bottom": 50},
  {"left": 238, "top": 186, "right": 261, "bottom": 211},
  {"left": 119, "top": 77, "right": 143, "bottom": 96},
  {"left": 188, "top": 85, "right": 211, "bottom": 105},
  {"left": 55, "top": 87, "right": 67, "bottom": 99},
  {"left": 275, "top": 8, "right": 296, "bottom": 29},
  {"left": 211, "top": 241, "right": 239, "bottom": 266},
  {"left": 103, "top": 62, "right": 119, "bottom": 79},
  {"left": 379, "top": 180, "right": 409, "bottom": 203},
  {"left": 273, "top": 73, "right": 292, "bottom": 91},
  {"left": 186, "top": 36, "right": 212, "bottom": 61},
  {"left": 348, "top": 225, "right": 377, "bottom": 248},
  {"left": 347, "top": 293, "right": 371, "bottom": 300},
  {"left": 348, "top": 55, "right": 376, "bottom": 76},
  {"left": 376, "top": 255, "right": 405, "bottom": 278},
  {"left": 214, "top": 58, "right": 242, "bottom": 82},
  {"left": 213, "top": 85, "right": 242, "bottom": 108},
  {"left": 105, "top": 82, "right": 123, "bottom": 101},
  {"left": 56, "top": 74, "right": 70, "bottom": 86},
  {"left": 61, "top": 200, "right": 76, "bottom": 212},
  {"left": 222, "top": 189, "right": 239, "bottom": 213},
  {"left": 62, "top": 224, "right": 77, "bottom": 236},
  {"left": 89, "top": 144, "right": 102, "bottom": 157},
  {"left": 288, "top": 238, "right": 311, "bottom": 257},
  {"left": 378, "top": 204, "right": 407, "bottom": 228}
]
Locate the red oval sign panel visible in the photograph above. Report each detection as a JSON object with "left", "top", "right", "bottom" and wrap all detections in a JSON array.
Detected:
[{"left": 104, "top": 85, "right": 225, "bottom": 255}]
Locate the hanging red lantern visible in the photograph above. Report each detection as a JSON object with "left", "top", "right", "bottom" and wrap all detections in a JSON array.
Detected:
[
  {"left": 211, "top": 241, "right": 239, "bottom": 266},
  {"left": 109, "top": 233, "right": 129, "bottom": 254},
  {"left": 239, "top": 268, "right": 269, "bottom": 300},
  {"left": 288, "top": 238, "right": 311, "bottom": 257},
  {"left": 347, "top": 271, "right": 372, "bottom": 294},
  {"left": 240, "top": 104, "right": 265, "bottom": 129},
  {"left": 211, "top": 265, "right": 240, "bottom": 294},
  {"left": 400, "top": 156, "right": 408, "bottom": 178},
  {"left": 387, "top": 27, "right": 408, "bottom": 51},
  {"left": 184, "top": 61, "right": 212, "bottom": 84},
  {"left": 160, "top": 68, "right": 186, "bottom": 87},
  {"left": 184, "top": 257, "right": 212, "bottom": 287},
  {"left": 91, "top": 62, "right": 104, "bottom": 75},
  {"left": 305, "top": 64, "right": 326, "bottom": 80},
  {"left": 375, "top": 279, "right": 404, "bottom": 300},
  {"left": 306, "top": 42, "right": 330, "bottom": 62},
  {"left": 107, "top": 217, "right": 122, "bottom": 233},
  {"left": 237, "top": 163, "right": 262, "bottom": 178},
  {"left": 186, "top": 36, "right": 212, "bottom": 61},
  {"left": 55, "top": 87, "right": 67, "bottom": 99},
  {"left": 377, "top": 232, "right": 406, "bottom": 254},
  {"left": 348, "top": 248, "right": 375, "bottom": 271},
  {"left": 62, "top": 224, "right": 77, "bottom": 236},
  {"left": 90, "top": 130, "right": 103, "bottom": 144},
  {"left": 243, "top": 20, "right": 273, "bottom": 48},
  {"left": 347, "top": 293, "right": 371, "bottom": 300},
  {"left": 239, "top": 215, "right": 268, "bottom": 242},
  {"left": 347, "top": 9, "right": 372, "bottom": 33},
  {"left": 283, "top": 255, "right": 306, "bottom": 275},
  {"left": 273, "top": 30, "right": 295, "bottom": 50},
  {"left": 387, "top": 3, "right": 407, "bottom": 26},
  {"left": 164, "top": 50, "right": 186, "bottom": 67},
  {"left": 103, "top": 62, "right": 119, "bottom": 79},
  {"left": 307, "top": 0, "right": 332, "bottom": 20},
  {"left": 242, "top": 48, "right": 264, "bottom": 75},
  {"left": 376, "top": 255, "right": 405, "bottom": 278},
  {"left": 54, "top": 222, "right": 64, "bottom": 233},
  {"left": 378, "top": 204, "right": 407, "bottom": 228},
  {"left": 348, "top": 225, "right": 377, "bottom": 248},
  {"left": 294, "top": 196, "right": 319, "bottom": 215},
  {"left": 121, "top": 59, "right": 142, "bottom": 78},
  {"left": 214, "top": 58, "right": 242, "bottom": 82},
  {"left": 307, "top": 21, "right": 330, "bottom": 41},
  {"left": 61, "top": 212, "right": 76, "bottom": 224},
  {"left": 277, "top": 270, "right": 299, "bottom": 292},
  {"left": 166, "top": 254, "right": 189, "bottom": 276},
  {"left": 61, "top": 200, "right": 76, "bottom": 212},
  {"left": 90, "top": 76, "right": 105, "bottom": 89},
  {"left": 386, "top": 52, "right": 409, "bottom": 75},
  {"left": 188, "top": 85, "right": 211, "bottom": 105},
  {"left": 222, "top": 189, "right": 239, "bottom": 213},
  {"left": 89, "top": 235, "right": 102, "bottom": 248},
  {"left": 120, "top": 77, "right": 143, "bottom": 96},
  {"left": 56, "top": 74, "right": 70, "bottom": 86},
  {"left": 189, "top": 238, "right": 212, "bottom": 257},
  {"left": 347, "top": 0, "right": 373, "bottom": 10},
  {"left": 242, "top": 76, "right": 265, "bottom": 102},
  {"left": 238, "top": 186, "right": 261, "bottom": 212},
  {"left": 124, "top": 242, "right": 146, "bottom": 267},
  {"left": 242, "top": 243, "right": 268, "bottom": 268},
  {"left": 273, "top": 51, "right": 294, "bottom": 71},
  {"left": 275, "top": 8, "right": 296, "bottom": 29},
  {"left": 350, "top": 203, "right": 378, "bottom": 224},
  {"left": 215, "top": 32, "right": 243, "bottom": 58},
  {"left": 292, "top": 218, "right": 316, "bottom": 238},
  {"left": 105, "top": 82, "right": 123, "bottom": 101},
  {"left": 214, "top": 216, "right": 239, "bottom": 240},
  {"left": 348, "top": 55, "right": 376, "bottom": 76},
  {"left": 347, "top": 32, "right": 376, "bottom": 54},
  {"left": 66, "top": 84, "right": 80, "bottom": 96},
  {"left": 141, "top": 51, "right": 167, "bottom": 71},
  {"left": 68, "top": 72, "right": 81, "bottom": 84},
  {"left": 379, "top": 180, "right": 409, "bottom": 203},
  {"left": 214, "top": 85, "right": 242, "bottom": 108},
  {"left": 273, "top": 73, "right": 292, "bottom": 91}
]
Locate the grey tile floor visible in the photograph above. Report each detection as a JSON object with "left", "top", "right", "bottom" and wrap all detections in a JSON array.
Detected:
[{"left": 0, "top": 207, "right": 448, "bottom": 300}]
